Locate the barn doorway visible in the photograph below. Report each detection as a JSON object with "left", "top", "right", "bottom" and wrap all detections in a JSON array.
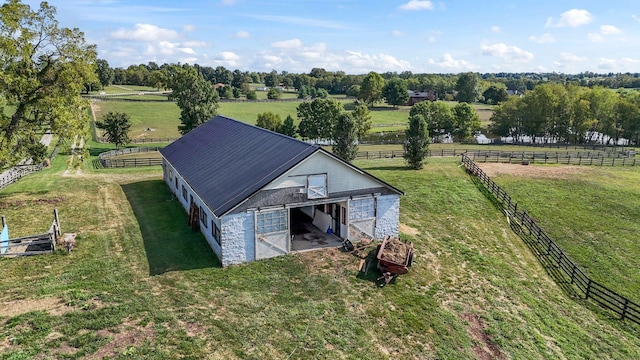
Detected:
[{"left": 290, "top": 205, "right": 343, "bottom": 252}]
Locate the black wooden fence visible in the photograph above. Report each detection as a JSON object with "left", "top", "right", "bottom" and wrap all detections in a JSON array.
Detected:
[
  {"left": 461, "top": 154, "right": 640, "bottom": 325},
  {"left": 468, "top": 150, "right": 638, "bottom": 166},
  {"left": 98, "top": 147, "right": 163, "bottom": 168}
]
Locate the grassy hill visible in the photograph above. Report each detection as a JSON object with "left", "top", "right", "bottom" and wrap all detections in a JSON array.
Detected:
[{"left": 0, "top": 154, "right": 638, "bottom": 358}]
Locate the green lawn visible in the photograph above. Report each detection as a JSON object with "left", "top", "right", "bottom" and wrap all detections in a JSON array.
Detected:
[{"left": 0, "top": 152, "right": 638, "bottom": 358}]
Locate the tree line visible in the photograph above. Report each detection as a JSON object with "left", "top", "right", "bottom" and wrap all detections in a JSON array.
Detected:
[{"left": 489, "top": 84, "right": 640, "bottom": 145}]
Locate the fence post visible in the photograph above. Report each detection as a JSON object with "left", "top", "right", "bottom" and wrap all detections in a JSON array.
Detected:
[
  {"left": 585, "top": 279, "right": 592, "bottom": 299},
  {"left": 621, "top": 299, "right": 629, "bottom": 320},
  {"left": 570, "top": 263, "right": 576, "bottom": 284}
]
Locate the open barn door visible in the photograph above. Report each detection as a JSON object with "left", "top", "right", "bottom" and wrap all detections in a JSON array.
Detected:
[{"left": 255, "top": 209, "right": 290, "bottom": 260}]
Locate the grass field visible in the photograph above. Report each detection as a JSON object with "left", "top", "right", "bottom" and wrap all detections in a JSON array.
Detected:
[{"left": 1, "top": 152, "right": 639, "bottom": 358}]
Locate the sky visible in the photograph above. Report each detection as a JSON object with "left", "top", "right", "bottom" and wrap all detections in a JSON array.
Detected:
[{"left": 20, "top": 0, "right": 640, "bottom": 74}]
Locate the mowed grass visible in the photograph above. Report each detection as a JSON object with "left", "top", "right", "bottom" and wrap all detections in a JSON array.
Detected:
[
  {"left": 0, "top": 153, "right": 639, "bottom": 358},
  {"left": 488, "top": 165, "right": 640, "bottom": 300},
  {"left": 91, "top": 98, "right": 435, "bottom": 140}
]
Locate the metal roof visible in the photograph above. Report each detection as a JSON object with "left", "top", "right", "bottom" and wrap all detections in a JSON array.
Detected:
[
  {"left": 160, "top": 115, "right": 403, "bottom": 218},
  {"left": 160, "top": 115, "right": 318, "bottom": 217}
]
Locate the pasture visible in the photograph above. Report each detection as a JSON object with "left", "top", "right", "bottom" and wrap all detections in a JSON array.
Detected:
[{"left": 0, "top": 153, "right": 639, "bottom": 358}]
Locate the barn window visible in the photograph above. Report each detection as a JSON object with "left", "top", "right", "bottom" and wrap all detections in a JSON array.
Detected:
[
  {"left": 169, "top": 169, "right": 173, "bottom": 181},
  {"left": 256, "top": 209, "right": 287, "bottom": 234},
  {"left": 307, "top": 174, "right": 327, "bottom": 199},
  {"left": 200, "top": 206, "right": 208, "bottom": 227},
  {"left": 182, "top": 185, "right": 187, "bottom": 201},
  {"left": 349, "top": 198, "right": 375, "bottom": 220},
  {"left": 175, "top": 177, "right": 178, "bottom": 189},
  {"left": 211, "top": 221, "right": 221, "bottom": 245}
]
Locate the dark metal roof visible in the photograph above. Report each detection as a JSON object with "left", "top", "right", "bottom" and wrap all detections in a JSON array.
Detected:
[
  {"left": 160, "top": 115, "right": 403, "bottom": 218},
  {"left": 160, "top": 115, "right": 318, "bottom": 217}
]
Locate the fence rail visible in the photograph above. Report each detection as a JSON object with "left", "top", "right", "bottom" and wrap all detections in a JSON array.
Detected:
[
  {"left": 469, "top": 150, "right": 638, "bottom": 166},
  {"left": 98, "top": 146, "right": 163, "bottom": 168},
  {"left": 461, "top": 154, "right": 640, "bottom": 325},
  {"left": 0, "top": 165, "right": 44, "bottom": 191}
]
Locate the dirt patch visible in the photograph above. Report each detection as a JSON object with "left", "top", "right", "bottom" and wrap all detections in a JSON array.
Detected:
[
  {"left": 399, "top": 223, "right": 419, "bottom": 236},
  {"left": 0, "top": 197, "right": 65, "bottom": 208},
  {"left": 379, "top": 237, "right": 412, "bottom": 264},
  {"left": 477, "top": 163, "right": 586, "bottom": 179},
  {"left": 463, "top": 313, "right": 504, "bottom": 360},
  {"left": 85, "top": 321, "right": 155, "bottom": 359},
  {"left": 0, "top": 297, "right": 68, "bottom": 318}
]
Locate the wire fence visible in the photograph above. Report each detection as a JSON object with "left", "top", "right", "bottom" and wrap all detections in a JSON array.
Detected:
[{"left": 461, "top": 154, "right": 640, "bottom": 325}]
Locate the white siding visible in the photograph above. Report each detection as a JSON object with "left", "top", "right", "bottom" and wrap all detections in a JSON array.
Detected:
[
  {"left": 264, "top": 152, "right": 381, "bottom": 193},
  {"left": 221, "top": 212, "right": 255, "bottom": 266}
]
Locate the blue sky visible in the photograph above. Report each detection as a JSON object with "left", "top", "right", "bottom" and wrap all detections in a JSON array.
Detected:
[{"left": 22, "top": 0, "right": 640, "bottom": 74}]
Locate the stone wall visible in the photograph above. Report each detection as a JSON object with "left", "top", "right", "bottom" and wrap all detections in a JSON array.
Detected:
[
  {"left": 221, "top": 212, "right": 255, "bottom": 266},
  {"left": 375, "top": 195, "right": 400, "bottom": 239}
]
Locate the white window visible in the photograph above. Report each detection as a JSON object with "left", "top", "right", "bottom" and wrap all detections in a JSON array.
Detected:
[
  {"left": 307, "top": 174, "right": 327, "bottom": 199},
  {"left": 349, "top": 198, "right": 375, "bottom": 220},
  {"left": 257, "top": 210, "right": 287, "bottom": 234}
]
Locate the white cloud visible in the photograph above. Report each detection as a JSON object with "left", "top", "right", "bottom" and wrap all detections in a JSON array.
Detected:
[
  {"left": 600, "top": 25, "right": 622, "bottom": 35},
  {"left": 481, "top": 43, "right": 534, "bottom": 62},
  {"left": 588, "top": 33, "right": 604, "bottom": 42},
  {"left": 633, "top": 15, "right": 640, "bottom": 22},
  {"left": 546, "top": 9, "right": 592, "bottom": 28},
  {"left": 111, "top": 23, "right": 179, "bottom": 41},
  {"left": 428, "top": 53, "right": 477, "bottom": 70},
  {"left": 182, "top": 40, "right": 207, "bottom": 48},
  {"left": 560, "top": 52, "right": 587, "bottom": 62},
  {"left": 233, "top": 31, "right": 251, "bottom": 38},
  {"left": 491, "top": 26, "right": 501, "bottom": 33},
  {"left": 218, "top": 51, "right": 240, "bottom": 60},
  {"left": 392, "top": 30, "right": 404, "bottom": 37},
  {"left": 598, "top": 57, "right": 616, "bottom": 69},
  {"left": 399, "top": 0, "right": 434, "bottom": 11},
  {"left": 529, "top": 33, "right": 555, "bottom": 44},
  {"left": 182, "top": 24, "right": 195, "bottom": 32},
  {"left": 271, "top": 38, "right": 302, "bottom": 49}
]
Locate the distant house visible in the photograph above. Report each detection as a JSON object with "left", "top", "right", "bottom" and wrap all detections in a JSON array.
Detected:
[
  {"left": 407, "top": 90, "right": 437, "bottom": 106},
  {"left": 160, "top": 116, "right": 403, "bottom": 266}
]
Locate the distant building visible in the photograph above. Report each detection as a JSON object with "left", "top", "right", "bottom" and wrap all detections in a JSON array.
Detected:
[{"left": 407, "top": 90, "right": 437, "bottom": 106}]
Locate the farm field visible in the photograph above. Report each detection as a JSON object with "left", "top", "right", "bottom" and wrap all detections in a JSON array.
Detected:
[
  {"left": 482, "top": 163, "right": 640, "bottom": 301},
  {"left": 0, "top": 153, "right": 639, "bottom": 358}
]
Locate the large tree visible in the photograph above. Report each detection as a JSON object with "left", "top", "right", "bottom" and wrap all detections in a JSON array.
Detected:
[
  {"left": 452, "top": 103, "right": 481, "bottom": 141},
  {"left": 256, "top": 112, "right": 282, "bottom": 132},
  {"left": 383, "top": 78, "right": 409, "bottom": 107},
  {"left": 332, "top": 113, "right": 358, "bottom": 163},
  {"left": 403, "top": 114, "right": 430, "bottom": 169},
  {"left": 0, "top": 0, "right": 98, "bottom": 168},
  {"left": 95, "top": 112, "right": 131, "bottom": 148},
  {"left": 358, "top": 71, "right": 385, "bottom": 106},
  {"left": 96, "top": 59, "right": 114, "bottom": 89},
  {"left": 409, "top": 101, "right": 454, "bottom": 141},
  {"left": 168, "top": 64, "right": 219, "bottom": 135},
  {"left": 351, "top": 104, "right": 372, "bottom": 141},
  {"left": 297, "top": 98, "right": 344, "bottom": 142},
  {"left": 455, "top": 72, "right": 482, "bottom": 103}
]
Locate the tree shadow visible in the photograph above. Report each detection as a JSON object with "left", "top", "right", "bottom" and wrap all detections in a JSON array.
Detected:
[{"left": 121, "top": 180, "right": 220, "bottom": 275}]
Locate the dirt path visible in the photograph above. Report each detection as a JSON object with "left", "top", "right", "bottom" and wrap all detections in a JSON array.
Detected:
[{"left": 477, "top": 162, "right": 588, "bottom": 179}]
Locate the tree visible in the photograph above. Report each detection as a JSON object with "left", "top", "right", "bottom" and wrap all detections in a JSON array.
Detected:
[
  {"left": 351, "top": 104, "right": 372, "bottom": 141},
  {"left": 455, "top": 72, "right": 482, "bottom": 103},
  {"left": 279, "top": 115, "right": 297, "bottom": 137},
  {"left": 482, "top": 83, "right": 508, "bottom": 104},
  {"left": 383, "top": 78, "right": 409, "bottom": 107},
  {"left": 346, "top": 85, "right": 360, "bottom": 97},
  {"left": 403, "top": 114, "right": 430, "bottom": 169},
  {"left": 256, "top": 112, "right": 282, "bottom": 132},
  {"left": 168, "top": 64, "right": 219, "bottom": 135},
  {"left": 95, "top": 112, "right": 131, "bottom": 148},
  {"left": 409, "top": 101, "right": 454, "bottom": 141},
  {"left": 267, "top": 87, "right": 282, "bottom": 99},
  {"left": 96, "top": 59, "right": 114, "bottom": 89},
  {"left": 297, "top": 98, "right": 344, "bottom": 142},
  {"left": 246, "top": 90, "right": 257, "bottom": 100},
  {"left": 452, "top": 103, "right": 481, "bottom": 141},
  {"left": 358, "top": 71, "right": 385, "bottom": 106},
  {"left": 488, "top": 96, "right": 525, "bottom": 142},
  {"left": 213, "top": 66, "right": 232, "bottom": 84},
  {"left": 332, "top": 113, "right": 358, "bottom": 163},
  {"left": 0, "top": 0, "right": 98, "bottom": 168},
  {"left": 264, "top": 70, "right": 279, "bottom": 88}
]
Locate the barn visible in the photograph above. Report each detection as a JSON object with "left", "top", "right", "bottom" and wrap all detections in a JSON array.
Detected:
[{"left": 159, "top": 115, "right": 403, "bottom": 266}]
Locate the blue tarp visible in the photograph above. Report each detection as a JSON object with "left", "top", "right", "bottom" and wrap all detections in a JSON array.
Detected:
[{"left": 1, "top": 221, "right": 8, "bottom": 254}]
